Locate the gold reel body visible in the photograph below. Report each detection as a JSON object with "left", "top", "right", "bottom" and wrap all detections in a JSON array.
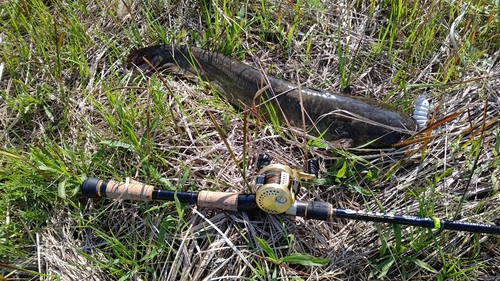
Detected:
[{"left": 255, "top": 164, "right": 315, "bottom": 214}]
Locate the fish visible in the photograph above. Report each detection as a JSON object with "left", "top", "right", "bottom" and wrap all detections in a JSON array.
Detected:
[{"left": 127, "top": 45, "right": 418, "bottom": 148}]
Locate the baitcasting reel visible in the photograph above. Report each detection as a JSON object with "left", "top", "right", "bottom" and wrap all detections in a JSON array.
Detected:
[{"left": 254, "top": 154, "right": 318, "bottom": 214}]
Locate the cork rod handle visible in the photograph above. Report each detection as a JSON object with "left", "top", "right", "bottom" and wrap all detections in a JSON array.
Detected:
[
  {"left": 105, "top": 179, "right": 154, "bottom": 200},
  {"left": 81, "top": 177, "right": 154, "bottom": 201}
]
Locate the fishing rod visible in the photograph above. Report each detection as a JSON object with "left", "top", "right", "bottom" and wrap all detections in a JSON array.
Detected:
[{"left": 81, "top": 155, "right": 500, "bottom": 235}]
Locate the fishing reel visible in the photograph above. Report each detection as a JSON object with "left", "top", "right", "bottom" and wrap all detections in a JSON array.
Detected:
[{"left": 254, "top": 154, "right": 318, "bottom": 214}]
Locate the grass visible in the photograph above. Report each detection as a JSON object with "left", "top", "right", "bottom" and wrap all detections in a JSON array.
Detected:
[{"left": 1, "top": 0, "right": 500, "bottom": 280}]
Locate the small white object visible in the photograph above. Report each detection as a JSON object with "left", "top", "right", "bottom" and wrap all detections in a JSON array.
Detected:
[
  {"left": 413, "top": 95, "right": 429, "bottom": 129},
  {"left": 0, "top": 33, "right": 3, "bottom": 83}
]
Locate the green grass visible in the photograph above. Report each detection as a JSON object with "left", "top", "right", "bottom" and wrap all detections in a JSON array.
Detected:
[{"left": 1, "top": 0, "right": 500, "bottom": 279}]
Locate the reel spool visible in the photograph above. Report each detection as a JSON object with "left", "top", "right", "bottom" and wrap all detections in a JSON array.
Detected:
[{"left": 255, "top": 156, "right": 317, "bottom": 214}]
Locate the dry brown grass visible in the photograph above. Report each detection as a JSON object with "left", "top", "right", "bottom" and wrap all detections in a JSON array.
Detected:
[{"left": 2, "top": 0, "right": 500, "bottom": 280}]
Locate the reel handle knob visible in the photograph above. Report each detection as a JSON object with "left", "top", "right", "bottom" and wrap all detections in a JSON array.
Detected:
[
  {"left": 306, "top": 159, "right": 319, "bottom": 177},
  {"left": 257, "top": 154, "right": 272, "bottom": 171}
]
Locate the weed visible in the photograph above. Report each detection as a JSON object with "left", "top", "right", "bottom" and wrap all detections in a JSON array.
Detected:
[{"left": 1, "top": 0, "right": 499, "bottom": 279}]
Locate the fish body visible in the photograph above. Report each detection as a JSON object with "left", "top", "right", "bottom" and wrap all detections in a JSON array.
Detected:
[{"left": 127, "top": 45, "right": 417, "bottom": 148}]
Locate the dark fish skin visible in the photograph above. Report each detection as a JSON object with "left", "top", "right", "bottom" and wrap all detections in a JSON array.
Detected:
[{"left": 127, "top": 45, "right": 417, "bottom": 148}]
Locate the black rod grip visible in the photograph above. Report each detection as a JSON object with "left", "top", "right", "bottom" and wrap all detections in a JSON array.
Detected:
[
  {"left": 81, "top": 177, "right": 107, "bottom": 198},
  {"left": 305, "top": 201, "right": 332, "bottom": 220},
  {"left": 286, "top": 201, "right": 333, "bottom": 221}
]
